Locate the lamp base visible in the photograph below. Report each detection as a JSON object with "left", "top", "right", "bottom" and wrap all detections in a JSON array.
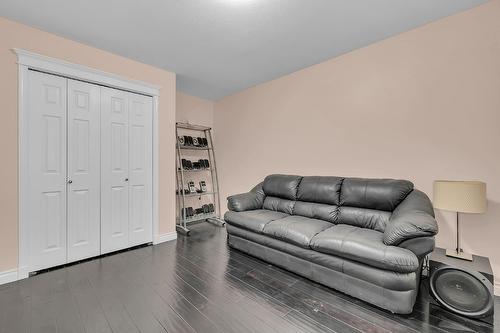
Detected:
[{"left": 446, "top": 248, "right": 473, "bottom": 261}]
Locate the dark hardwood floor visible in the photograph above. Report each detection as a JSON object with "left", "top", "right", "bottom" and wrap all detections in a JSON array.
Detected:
[{"left": 1, "top": 222, "right": 498, "bottom": 333}]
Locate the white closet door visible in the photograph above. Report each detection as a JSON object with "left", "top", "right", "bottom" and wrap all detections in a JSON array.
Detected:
[
  {"left": 67, "top": 79, "right": 101, "bottom": 262},
  {"left": 27, "top": 70, "right": 67, "bottom": 271},
  {"left": 100, "top": 87, "right": 130, "bottom": 253},
  {"left": 128, "top": 93, "right": 153, "bottom": 246}
]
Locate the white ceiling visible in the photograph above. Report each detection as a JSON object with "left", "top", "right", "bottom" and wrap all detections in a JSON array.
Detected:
[{"left": 0, "top": 0, "right": 487, "bottom": 100}]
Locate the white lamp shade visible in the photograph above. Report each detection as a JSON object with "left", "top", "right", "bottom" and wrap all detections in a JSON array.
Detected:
[{"left": 433, "top": 180, "right": 487, "bottom": 213}]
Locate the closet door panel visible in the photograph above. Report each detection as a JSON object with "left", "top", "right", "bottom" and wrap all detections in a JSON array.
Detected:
[
  {"left": 101, "top": 87, "right": 129, "bottom": 253},
  {"left": 27, "top": 71, "right": 68, "bottom": 271},
  {"left": 128, "top": 94, "right": 153, "bottom": 246},
  {"left": 67, "top": 79, "right": 101, "bottom": 262}
]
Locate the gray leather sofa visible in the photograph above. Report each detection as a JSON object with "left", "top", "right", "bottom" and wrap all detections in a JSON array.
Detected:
[{"left": 224, "top": 174, "right": 438, "bottom": 314}]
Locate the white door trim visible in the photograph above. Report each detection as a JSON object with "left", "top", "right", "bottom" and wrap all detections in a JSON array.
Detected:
[
  {"left": 15, "top": 49, "right": 162, "bottom": 280},
  {"left": 13, "top": 49, "right": 161, "bottom": 96}
]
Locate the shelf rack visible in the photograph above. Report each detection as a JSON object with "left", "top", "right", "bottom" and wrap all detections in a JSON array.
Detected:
[
  {"left": 175, "top": 122, "right": 225, "bottom": 235},
  {"left": 178, "top": 191, "right": 217, "bottom": 198},
  {"left": 179, "top": 146, "right": 212, "bottom": 151},
  {"left": 176, "top": 168, "right": 213, "bottom": 173}
]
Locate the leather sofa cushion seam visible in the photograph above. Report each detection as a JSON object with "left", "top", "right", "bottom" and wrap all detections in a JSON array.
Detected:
[
  {"left": 294, "top": 177, "right": 304, "bottom": 200},
  {"left": 290, "top": 200, "right": 297, "bottom": 215},
  {"left": 382, "top": 245, "right": 387, "bottom": 291},
  {"left": 310, "top": 225, "right": 335, "bottom": 248},
  {"left": 260, "top": 216, "right": 287, "bottom": 233},
  {"left": 338, "top": 178, "right": 345, "bottom": 209},
  {"left": 339, "top": 227, "right": 358, "bottom": 258}
]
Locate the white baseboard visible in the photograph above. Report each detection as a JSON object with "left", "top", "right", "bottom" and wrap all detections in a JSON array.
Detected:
[
  {"left": 1, "top": 233, "right": 177, "bottom": 286},
  {"left": 0, "top": 268, "right": 18, "bottom": 285},
  {"left": 153, "top": 231, "right": 177, "bottom": 245}
]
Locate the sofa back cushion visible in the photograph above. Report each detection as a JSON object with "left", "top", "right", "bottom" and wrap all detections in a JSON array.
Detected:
[
  {"left": 297, "top": 176, "right": 343, "bottom": 205},
  {"left": 340, "top": 178, "right": 413, "bottom": 211},
  {"left": 293, "top": 201, "right": 338, "bottom": 223},
  {"left": 263, "top": 196, "right": 295, "bottom": 215},
  {"left": 337, "top": 206, "right": 391, "bottom": 232},
  {"left": 260, "top": 174, "right": 414, "bottom": 232},
  {"left": 263, "top": 174, "right": 302, "bottom": 200}
]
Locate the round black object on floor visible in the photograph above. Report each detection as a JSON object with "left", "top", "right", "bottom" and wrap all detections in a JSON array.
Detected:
[{"left": 430, "top": 266, "right": 494, "bottom": 318}]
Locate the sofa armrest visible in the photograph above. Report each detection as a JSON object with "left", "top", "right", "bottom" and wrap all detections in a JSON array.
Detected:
[
  {"left": 228, "top": 192, "right": 262, "bottom": 211},
  {"left": 384, "top": 210, "right": 438, "bottom": 246},
  {"left": 227, "top": 182, "right": 265, "bottom": 212},
  {"left": 384, "top": 189, "right": 438, "bottom": 246},
  {"left": 398, "top": 236, "right": 435, "bottom": 258}
]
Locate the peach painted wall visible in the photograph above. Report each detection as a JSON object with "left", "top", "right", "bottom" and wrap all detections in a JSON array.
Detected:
[
  {"left": 176, "top": 92, "right": 214, "bottom": 127},
  {"left": 214, "top": 1, "right": 500, "bottom": 293},
  {"left": 0, "top": 17, "right": 177, "bottom": 272}
]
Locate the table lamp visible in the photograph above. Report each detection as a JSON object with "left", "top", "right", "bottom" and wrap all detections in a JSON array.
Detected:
[{"left": 433, "top": 180, "right": 487, "bottom": 261}]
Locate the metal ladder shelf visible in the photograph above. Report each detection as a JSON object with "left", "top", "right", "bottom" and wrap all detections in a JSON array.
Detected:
[{"left": 175, "top": 122, "right": 225, "bottom": 235}]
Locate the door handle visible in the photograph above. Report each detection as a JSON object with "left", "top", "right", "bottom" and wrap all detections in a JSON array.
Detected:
[
  {"left": 125, "top": 178, "right": 129, "bottom": 182},
  {"left": 67, "top": 179, "right": 73, "bottom": 184}
]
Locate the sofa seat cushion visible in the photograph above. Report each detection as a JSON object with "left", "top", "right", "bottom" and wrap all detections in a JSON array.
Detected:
[
  {"left": 263, "top": 215, "right": 333, "bottom": 248},
  {"left": 224, "top": 209, "right": 289, "bottom": 233},
  {"left": 226, "top": 225, "right": 419, "bottom": 291},
  {"left": 310, "top": 224, "right": 419, "bottom": 273}
]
